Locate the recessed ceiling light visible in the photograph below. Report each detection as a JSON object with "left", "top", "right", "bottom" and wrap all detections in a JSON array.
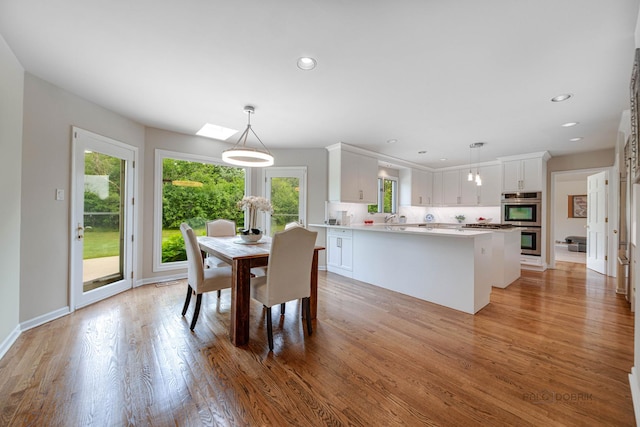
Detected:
[
  {"left": 569, "top": 137, "right": 583, "bottom": 142},
  {"left": 196, "top": 123, "right": 238, "bottom": 140},
  {"left": 439, "top": 158, "right": 447, "bottom": 161},
  {"left": 551, "top": 94, "right": 573, "bottom": 102},
  {"left": 418, "top": 150, "right": 427, "bottom": 154},
  {"left": 386, "top": 139, "right": 398, "bottom": 144},
  {"left": 297, "top": 57, "right": 317, "bottom": 70},
  {"left": 561, "top": 122, "right": 579, "bottom": 127}
]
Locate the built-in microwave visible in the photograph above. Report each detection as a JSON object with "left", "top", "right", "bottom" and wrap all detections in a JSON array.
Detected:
[{"left": 501, "top": 192, "right": 542, "bottom": 227}]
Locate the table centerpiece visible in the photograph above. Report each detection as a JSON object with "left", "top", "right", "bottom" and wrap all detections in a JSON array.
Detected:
[{"left": 237, "top": 195, "right": 273, "bottom": 242}]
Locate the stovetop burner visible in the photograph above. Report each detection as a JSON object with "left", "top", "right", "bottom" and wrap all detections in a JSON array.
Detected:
[{"left": 463, "top": 223, "right": 514, "bottom": 230}]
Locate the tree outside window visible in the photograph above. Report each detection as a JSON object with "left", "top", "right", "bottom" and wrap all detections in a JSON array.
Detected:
[
  {"left": 161, "top": 158, "right": 245, "bottom": 263},
  {"left": 368, "top": 177, "right": 397, "bottom": 214}
]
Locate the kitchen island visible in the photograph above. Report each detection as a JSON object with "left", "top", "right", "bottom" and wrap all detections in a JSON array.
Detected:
[{"left": 310, "top": 223, "right": 516, "bottom": 314}]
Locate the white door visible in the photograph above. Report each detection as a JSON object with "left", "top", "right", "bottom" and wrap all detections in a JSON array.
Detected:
[
  {"left": 71, "top": 128, "right": 137, "bottom": 309},
  {"left": 586, "top": 171, "right": 607, "bottom": 274},
  {"left": 264, "top": 167, "right": 306, "bottom": 235}
]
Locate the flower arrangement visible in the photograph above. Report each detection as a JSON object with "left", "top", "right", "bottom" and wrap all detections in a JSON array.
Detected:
[
  {"left": 454, "top": 214, "right": 465, "bottom": 223},
  {"left": 237, "top": 196, "right": 273, "bottom": 234}
]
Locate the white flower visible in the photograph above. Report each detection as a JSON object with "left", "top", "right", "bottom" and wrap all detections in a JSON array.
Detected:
[
  {"left": 237, "top": 196, "right": 273, "bottom": 213},
  {"left": 238, "top": 196, "right": 273, "bottom": 231}
]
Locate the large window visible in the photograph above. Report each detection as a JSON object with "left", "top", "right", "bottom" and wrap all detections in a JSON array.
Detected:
[
  {"left": 154, "top": 150, "right": 247, "bottom": 270},
  {"left": 368, "top": 177, "right": 398, "bottom": 214}
]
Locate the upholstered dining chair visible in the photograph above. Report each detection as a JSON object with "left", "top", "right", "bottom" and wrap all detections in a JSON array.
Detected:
[
  {"left": 180, "top": 223, "right": 232, "bottom": 331},
  {"left": 250, "top": 226, "right": 318, "bottom": 351},
  {"left": 284, "top": 221, "right": 301, "bottom": 230},
  {"left": 250, "top": 220, "right": 303, "bottom": 280},
  {"left": 204, "top": 219, "right": 237, "bottom": 269}
]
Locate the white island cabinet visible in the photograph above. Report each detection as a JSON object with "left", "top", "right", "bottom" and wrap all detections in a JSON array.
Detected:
[
  {"left": 311, "top": 224, "right": 501, "bottom": 314},
  {"left": 326, "top": 228, "right": 353, "bottom": 277}
]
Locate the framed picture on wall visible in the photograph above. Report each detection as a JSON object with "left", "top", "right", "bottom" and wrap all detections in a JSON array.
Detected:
[{"left": 568, "top": 195, "right": 587, "bottom": 218}]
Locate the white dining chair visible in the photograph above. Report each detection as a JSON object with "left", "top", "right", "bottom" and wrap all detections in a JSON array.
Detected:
[
  {"left": 251, "top": 221, "right": 302, "bottom": 279},
  {"left": 204, "top": 219, "right": 237, "bottom": 269},
  {"left": 180, "top": 223, "right": 232, "bottom": 330},
  {"left": 250, "top": 226, "right": 318, "bottom": 351}
]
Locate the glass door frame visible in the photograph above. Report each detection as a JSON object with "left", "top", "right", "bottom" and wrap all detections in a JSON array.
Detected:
[
  {"left": 264, "top": 167, "right": 307, "bottom": 236},
  {"left": 70, "top": 127, "right": 138, "bottom": 310}
]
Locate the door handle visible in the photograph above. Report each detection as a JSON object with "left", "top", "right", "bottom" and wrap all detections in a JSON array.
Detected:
[{"left": 77, "top": 223, "right": 84, "bottom": 240}]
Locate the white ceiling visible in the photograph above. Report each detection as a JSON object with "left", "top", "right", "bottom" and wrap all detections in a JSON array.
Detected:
[{"left": 1, "top": 0, "right": 638, "bottom": 168}]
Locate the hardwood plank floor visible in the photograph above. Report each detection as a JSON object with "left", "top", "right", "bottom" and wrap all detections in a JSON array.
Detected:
[{"left": 0, "top": 262, "right": 634, "bottom": 426}]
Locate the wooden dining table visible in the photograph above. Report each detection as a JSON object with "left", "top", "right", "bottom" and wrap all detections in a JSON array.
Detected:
[{"left": 197, "top": 235, "right": 325, "bottom": 346}]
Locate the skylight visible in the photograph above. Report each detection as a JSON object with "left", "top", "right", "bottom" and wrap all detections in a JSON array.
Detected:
[{"left": 196, "top": 123, "right": 238, "bottom": 140}]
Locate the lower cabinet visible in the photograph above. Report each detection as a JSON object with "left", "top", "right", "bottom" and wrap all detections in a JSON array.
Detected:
[{"left": 327, "top": 228, "right": 353, "bottom": 276}]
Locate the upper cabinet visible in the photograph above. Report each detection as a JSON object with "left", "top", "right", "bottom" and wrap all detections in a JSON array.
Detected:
[
  {"left": 440, "top": 169, "right": 479, "bottom": 205},
  {"left": 432, "top": 172, "right": 444, "bottom": 206},
  {"left": 327, "top": 144, "right": 379, "bottom": 203},
  {"left": 399, "top": 168, "right": 432, "bottom": 206},
  {"left": 499, "top": 152, "right": 550, "bottom": 192},
  {"left": 477, "top": 164, "right": 501, "bottom": 205},
  {"left": 431, "top": 164, "right": 501, "bottom": 206}
]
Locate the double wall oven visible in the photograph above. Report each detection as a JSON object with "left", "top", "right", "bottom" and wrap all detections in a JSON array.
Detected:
[{"left": 501, "top": 192, "right": 542, "bottom": 256}]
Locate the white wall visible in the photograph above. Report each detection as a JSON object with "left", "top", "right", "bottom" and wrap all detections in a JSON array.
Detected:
[
  {"left": 20, "top": 74, "right": 145, "bottom": 322},
  {"left": 0, "top": 35, "right": 23, "bottom": 355},
  {"left": 554, "top": 180, "right": 588, "bottom": 241}
]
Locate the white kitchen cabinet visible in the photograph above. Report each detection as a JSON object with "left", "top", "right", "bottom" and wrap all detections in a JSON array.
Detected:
[
  {"left": 442, "top": 170, "right": 461, "bottom": 205},
  {"left": 442, "top": 169, "right": 478, "bottom": 205},
  {"left": 399, "top": 168, "right": 432, "bottom": 206},
  {"left": 501, "top": 158, "right": 543, "bottom": 192},
  {"left": 477, "top": 164, "right": 501, "bottom": 205},
  {"left": 432, "top": 172, "right": 444, "bottom": 205},
  {"left": 326, "top": 228, "right": 353, "bottom": 276},
  {"left": 327, "top": 145, "right": 378, "bottom": 203}
]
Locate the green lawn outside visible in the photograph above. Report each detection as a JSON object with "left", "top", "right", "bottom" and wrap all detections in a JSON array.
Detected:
[
  {"left": 83, "top": 230, "right": 120, "bottom": 259},
  {"left": 83, "top": 228, "right": 208, "bottom": 260}
]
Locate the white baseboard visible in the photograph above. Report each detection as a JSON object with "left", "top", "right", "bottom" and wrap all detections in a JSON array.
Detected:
[
  {"left": 629, "top": 367, "right": 640, "bottom": 426},
  {"left": 139, "top": 273, "right": 187, "bottom": 287},
  {"left": 0, "top": 325, "right": 21, "bottom": 361},
  {"left": 20, "top": 306, "right": 70, "bottom": 332},
  {"left": 1, "top": 306, "right": 71, "bottom": 361}
]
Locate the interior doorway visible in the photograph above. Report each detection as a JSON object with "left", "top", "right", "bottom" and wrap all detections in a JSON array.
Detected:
[{"left": 550, "top": 167, "right": 614, "bottom": 275}]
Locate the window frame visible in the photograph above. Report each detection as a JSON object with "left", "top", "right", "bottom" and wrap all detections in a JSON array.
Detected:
[
  {"left": 152, "top": 149, "right": 250, "bottom": 272},
  {"left": 369, "top": 176, "right": 398, "bottom": 214}
]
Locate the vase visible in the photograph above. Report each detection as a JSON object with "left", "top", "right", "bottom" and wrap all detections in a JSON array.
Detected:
[{"left": 240, "top": 229, "right": 262, "bottom": 243}]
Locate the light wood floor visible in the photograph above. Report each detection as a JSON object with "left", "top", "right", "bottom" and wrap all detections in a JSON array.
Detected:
[{"left": 0, "top": 262, "right": 634, "bottom": 426}]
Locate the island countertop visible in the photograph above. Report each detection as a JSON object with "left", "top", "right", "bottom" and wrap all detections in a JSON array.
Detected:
[
  {"left": 309, "top": 223, "right": 493, "bottom": 238},
  {"left": 309, "top": 221, "right": 521, "bottom": 314}
]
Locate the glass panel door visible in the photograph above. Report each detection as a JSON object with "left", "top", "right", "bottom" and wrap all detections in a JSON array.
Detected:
[
  {"left": 83, "top": 152, "right": 124, "bottom": 291},
  {"left": 72, "top": 128, "right": 136, "bottom": 309},
  {"left": 265, "top": 167, "right": 306, "bottom": 236}
]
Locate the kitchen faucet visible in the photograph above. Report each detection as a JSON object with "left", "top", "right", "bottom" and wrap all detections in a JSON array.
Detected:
[{"left": 384, "top": 214, "right": 397, "bottom": 223}]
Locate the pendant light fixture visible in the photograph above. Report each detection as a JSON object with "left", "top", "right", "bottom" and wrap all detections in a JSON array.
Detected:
[
  {"left": 468, "top": 142, "right": 485, "bottom": 186},
  {"left": 467, "top": 144, "right": 474, "bottom": 181},
  {"left": 222, "top": 106, "right": 274, "bottom": 167}
]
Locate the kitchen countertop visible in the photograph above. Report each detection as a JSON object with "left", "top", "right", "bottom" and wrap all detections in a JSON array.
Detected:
[{"left": 309, "top": 223, "right": 494, "bottom": 238}]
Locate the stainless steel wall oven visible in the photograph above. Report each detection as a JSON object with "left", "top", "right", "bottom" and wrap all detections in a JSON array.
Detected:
[
  {"left": 502, "top": 192, "right": 542, "bottom": 256},
  {"left": 501, "top": 192, "right": 542, "bottom": 227},
  {"left": 518, "top": 226, "right": 542, "bottom": 256}
]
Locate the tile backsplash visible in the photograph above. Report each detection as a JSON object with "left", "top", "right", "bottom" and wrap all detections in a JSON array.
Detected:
[{"left": 325, "top": 202, "right": 501, "bottom": 225}]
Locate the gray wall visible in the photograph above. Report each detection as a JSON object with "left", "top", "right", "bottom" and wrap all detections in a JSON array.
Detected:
[
  {"left": 0, "top": 35, "right": 23, "bottom": 351},
  {"left": 20, "top": 74, "right": 145, "bottom": 322}
]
